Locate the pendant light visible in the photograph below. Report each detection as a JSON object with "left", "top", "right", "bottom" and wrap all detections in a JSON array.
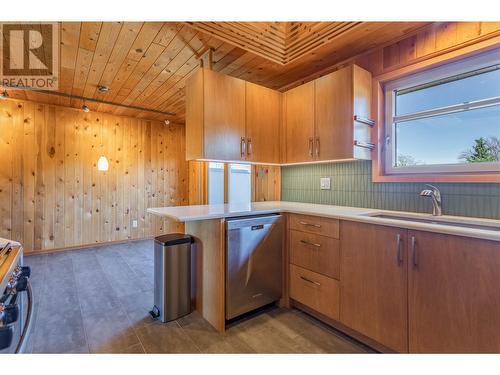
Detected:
[
  {"left": 97, "top": 156, "right": 109, "bottom": 171},
  {"left": 96, "top": 103, "right": 108, "bottom": 171}
]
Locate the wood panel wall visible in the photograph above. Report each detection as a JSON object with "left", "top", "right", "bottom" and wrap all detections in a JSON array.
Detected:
[
  {"left": 0, "top": 99, "right": 188, "bottom": 253},
  {"left": 281, "top": 22, "right": 500, "bottom": 90},
  {"left": 253, "top": 165, "right": 281, "bottom": 202}
]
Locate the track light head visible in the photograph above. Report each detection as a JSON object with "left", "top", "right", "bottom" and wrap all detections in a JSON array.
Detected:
[
  {"left": 0, "top": 90, "right": 8, "bottom": 100},
  {"left": 97, "top": 85, "right": 109, "bottom": 93},
  {"left": 164, "top": 119, "right": 170, "bottom": 126},
  {"left": 82, "top": 105, "right": 90, "bottom": 113}
]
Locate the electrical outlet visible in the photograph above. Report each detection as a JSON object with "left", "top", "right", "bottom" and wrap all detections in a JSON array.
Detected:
[
  {"left": 132, "top": 220, "right": 138, "bottom": 228},
  {"left": 320, "top": 177, "right": 331, "bottom": 190}
]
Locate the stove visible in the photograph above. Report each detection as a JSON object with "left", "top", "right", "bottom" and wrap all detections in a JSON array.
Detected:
[{"left": 0, "top": 239, "right": 33, "bottom": 354}]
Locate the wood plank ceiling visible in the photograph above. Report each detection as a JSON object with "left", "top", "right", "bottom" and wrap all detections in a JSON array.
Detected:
[
  {"left": 186, "top": 22, "right": 364, "bottom": 65},
  {"left": 3, "top": 22, "right": 430, "bottom": 123}
]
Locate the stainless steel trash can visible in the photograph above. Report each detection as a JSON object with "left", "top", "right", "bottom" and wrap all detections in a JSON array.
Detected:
[{"left": 150, "top": 233, "right": 192, "bottom": 322}]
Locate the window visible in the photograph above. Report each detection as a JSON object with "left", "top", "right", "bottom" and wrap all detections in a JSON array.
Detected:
[
  {"left": 207, "top": 162, "right": 252, "bottom": 205},
  {"left": 228, "top": 163, "right": 252, "bottom": 205},
  {"left": 208, "top": 162, "right": 224, "bottom": 204},
  {"left": 384, "top": 50, "right": 500, "bottom": 174}
]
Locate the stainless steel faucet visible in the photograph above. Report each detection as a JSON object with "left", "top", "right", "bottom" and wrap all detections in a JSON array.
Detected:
[{"left": 420, "top": 184, "right": 442, "bottom": 216}]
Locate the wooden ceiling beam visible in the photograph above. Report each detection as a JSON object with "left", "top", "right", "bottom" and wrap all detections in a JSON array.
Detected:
[{"left": 185, "top": 22, "right": 286, "bottom": 64}]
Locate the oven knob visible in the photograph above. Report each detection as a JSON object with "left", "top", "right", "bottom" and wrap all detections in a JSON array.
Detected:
[
  {"left": 13, "top": 266, "right": 31, "bottom": 278},
  {"left": 14, "top": 277, "right": 28, "bottom": 292},
  {"left": 0, "top": 303, "right": 19, "bottom": 326},
  {"left": 0, "top": 325, "right": 14, "bottom": 351},
  {"left": 7, "top": 276, "right": 17, "bottom": 288}
]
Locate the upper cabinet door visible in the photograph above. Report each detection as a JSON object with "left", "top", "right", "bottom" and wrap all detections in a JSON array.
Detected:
[
  {"left": 203, "top": 69, "right": 246, "bottom": 161},
  {"left": 340, "top": 221, "right": 408, "bottom": 353},
  {"left": 315, "top": 67, "right": 353, "bottom": 161},
  {"left": 284, "top": 81, "right": 315, "bottom": 163},
  {"left": 408, "top": 231, "right": 500, "bottom": 353},
  {"left": 245, "top": 82, "right": 281, "bottom": 164}
]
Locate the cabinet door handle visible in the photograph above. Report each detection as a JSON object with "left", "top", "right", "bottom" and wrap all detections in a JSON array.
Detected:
[
  {"left": 300, "top": 276, "right": 321, "bottom": 286},
  {"left": 396, "top": 234, "right": 402, "bottom": 266},
  {"left": 246, "top": 138, "right": 252, "bottom": 156},
  {"left": 308, "top": 138, "right": 313, "bottom": 158},
  {"left": 299, "top": 221, "right": 321, "bottom": 228},
  {"left": 411, "top": 236, "right": 418, "bottom": 269},
  {"left": 300, "top": 239, "right": 321, "bottom": 248},
  {"left": 315, "top": 138, "right": 320, "bottom": 158},
  {"left": 240, "top": 137, "right": 246, "bottom": 158}
]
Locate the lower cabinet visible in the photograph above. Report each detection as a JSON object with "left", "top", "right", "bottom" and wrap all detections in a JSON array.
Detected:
[
  {"left": 288, "top": 216, "right": 500, "bottom": 353},
  {"left": 340, "top": 221, "right": 408, "bottom": 353},
  {"left": 408, "top": 230, "right": 500, "bottom": 353},
  {"left": 289, "top": 264, "right": 340, "bottom": 320},
  {"left": 289, "top": 230, "right": 340, "bottom": 279}
]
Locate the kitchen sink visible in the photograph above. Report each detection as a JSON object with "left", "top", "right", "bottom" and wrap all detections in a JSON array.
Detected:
[{"left": 367, "top": 213, "right": 500, "bottom": 232}]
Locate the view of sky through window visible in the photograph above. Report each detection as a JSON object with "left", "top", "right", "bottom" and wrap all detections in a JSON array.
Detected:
[{"left": 393, "top": 66, "right": 500, "bottom": 167}]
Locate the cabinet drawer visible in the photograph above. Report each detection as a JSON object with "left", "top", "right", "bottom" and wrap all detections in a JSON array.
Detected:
[
  {"left": 289, "top": 214, "right": 339, "bottom": 238},
  {"left": 289, "top": 264, "right": 340, "bottom": 320},
  {"left": 290, "top": 230, "right": 340, "bottom": 279}
]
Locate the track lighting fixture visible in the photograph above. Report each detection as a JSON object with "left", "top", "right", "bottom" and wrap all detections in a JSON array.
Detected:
[{"left": 97, "top": 85, "right": 109, "bottom": 93}]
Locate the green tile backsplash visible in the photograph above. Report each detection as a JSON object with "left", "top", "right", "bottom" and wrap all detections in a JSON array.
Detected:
[{"left": 281, "top": 160, "right": 500, "bottom": 220}]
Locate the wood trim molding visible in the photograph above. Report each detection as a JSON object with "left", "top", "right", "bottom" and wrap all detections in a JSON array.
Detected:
[{"left": 371, "top": 38, "right": 500, "bottom": 183}]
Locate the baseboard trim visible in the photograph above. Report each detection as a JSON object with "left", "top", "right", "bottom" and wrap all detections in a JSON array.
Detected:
[
  {"left": 291, "top": 300, "right": 394, "bottom": 353},
  {"left": 24, "top": 236, "right": 155, "bottom": 256}
]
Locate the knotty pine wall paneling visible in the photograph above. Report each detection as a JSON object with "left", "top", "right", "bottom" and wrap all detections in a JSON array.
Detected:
[
  {"left": 0, "top": 99, "right": 188, "bottom": 253},
  {"left": 253, "top": 165, "right": 281, "bottom": 202}
]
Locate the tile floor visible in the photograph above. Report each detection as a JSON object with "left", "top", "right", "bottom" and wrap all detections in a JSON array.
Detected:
[{"left": 23, "top": 240, "right": 373, "bottom": 354}]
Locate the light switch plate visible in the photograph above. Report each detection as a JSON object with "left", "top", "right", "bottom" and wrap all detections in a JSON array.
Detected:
[
  {"left": 132, "top": 220, "right": 138, "bottom": 228},
  {"left": 320, "top": 177, "right": 331, "bottom": 190}
]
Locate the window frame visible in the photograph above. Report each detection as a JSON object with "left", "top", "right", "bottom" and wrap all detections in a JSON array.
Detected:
[
  {"left": 206, "top": 161, "right": 253, "bottom": 205},
  {"left": 383, "top": 49, "right": 500, "bottom": 175}
]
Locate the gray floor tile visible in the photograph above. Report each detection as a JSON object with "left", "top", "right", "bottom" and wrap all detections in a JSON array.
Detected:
[
  {"left": 31, "top": 308, "right": 88, "bottom": 353},
  {"left": 136, "top": 321, "right": 200, "bottom": 353},
  {"left": 178, "top": 311, "right": 255, "bottom": 353},
  {"left": 83, "top": 308, "right": 142, "bottom": 354},
  {"left": 118, "top": 289, "right": 156, "bottom": 328}
]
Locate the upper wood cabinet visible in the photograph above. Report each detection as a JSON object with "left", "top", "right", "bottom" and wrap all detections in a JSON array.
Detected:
[
  {"left": 186, "top": 65, "right": 373, "bottom": 164},
  {"left": 186, "top": 68, "right": 246, "bottom": 161},
  {"left": 284, "top": 81, "right": 315, "bottom": 163},
  {"left": 186, "top": 68, "right": 281, "bottom": 163},
  {"left": 315, "top": 65, "right": 372, "bottom": 161},
  {"left": 340, "top": 220, "right": 408, "bottom": 353},
  {"left": 408, "top": 230, "right": 500, "bottom": 353},
  {"left": 245, "top": 82, "right": 281, "bottom": 164},
  {"left": 284, "top": 64, "right": 373, "bottom": 163}
]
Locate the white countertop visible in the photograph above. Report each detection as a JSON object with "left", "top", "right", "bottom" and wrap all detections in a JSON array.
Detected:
[{"left": 147, "top": 201, "right": 500, "bottom": 242}]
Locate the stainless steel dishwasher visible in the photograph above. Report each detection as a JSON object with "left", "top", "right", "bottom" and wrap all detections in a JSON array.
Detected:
[{"left": 225, "top": 214, "right": 283, "bottom": 320}]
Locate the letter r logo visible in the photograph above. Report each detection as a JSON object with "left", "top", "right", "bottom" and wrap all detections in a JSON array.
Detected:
[{"left": 1, "top": 23, "right": 54, "bottom": 76}]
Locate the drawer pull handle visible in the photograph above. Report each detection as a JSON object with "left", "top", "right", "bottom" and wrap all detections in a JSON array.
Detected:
[
  {"left": 299, "top": 221, "right": 321, "bottom": 228},
  {"left": 354, "top": 115, "right": 375, "bottom": 127},
  {"left": 396, "top": 234, "right": 403, "bottom": 266},
  {"left": 300, "top": 239, "right": 321, "bottom": 248},
  {"left": 300, "top": 276, "right": 321, "bottom": 286},
  {"left": 411, "top": 236, "right": 418, "bottom": 269},
  {"left": 240, "top": 137, "right": 246, "bottom": 158}
]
